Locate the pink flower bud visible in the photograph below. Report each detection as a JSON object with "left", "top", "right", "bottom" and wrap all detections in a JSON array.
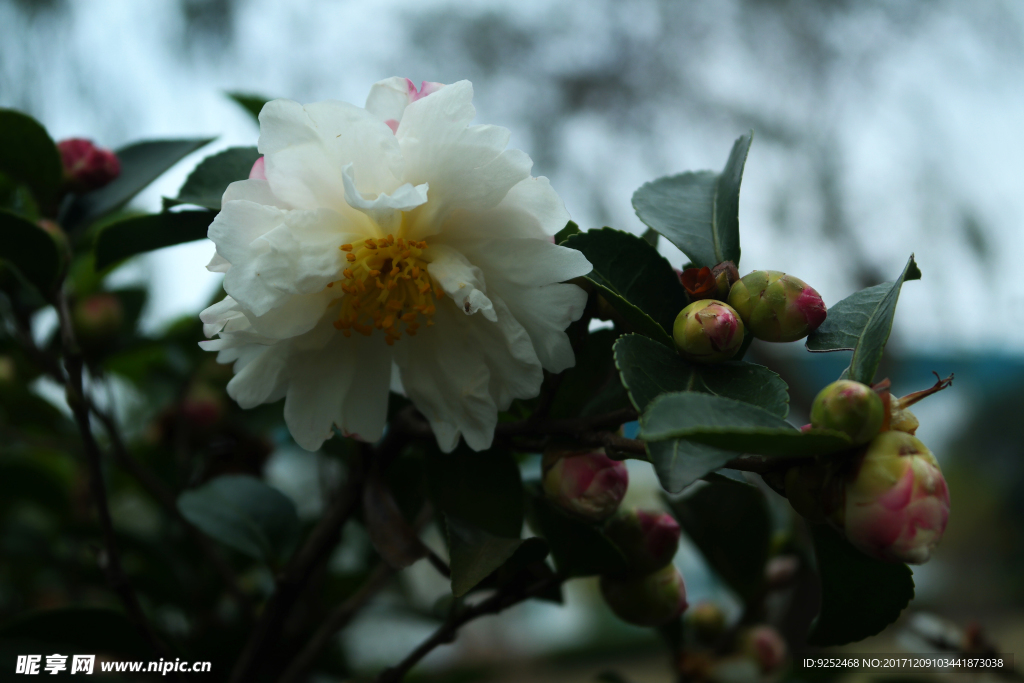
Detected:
[
  {"left": 542, "top": 450, "right": 628, "bottom": 521},
  {"left": 600, "top": 564, "right": 688, "bottom": 627},
  {"left": 811, "top": 379, "right": 884, "bottom": 445},
  {"left": 57, "top": 138, "right": 121, "bottom": 192},
  {"left": 72, "top": 293, "right": 123, "bottom": 349},
  {"left": 836, "top": 431, "right": 950, "bottom": 564},
  {"left": 604, "top": 508, "right": 680, "bottom": 576},
  {"left": 180, "top": 383, "right": 226, "bottom": 429},
  {"left": 728, "top": 270, "right": 826, "bottom": 342},
  {"left": 672, "top": 299, "right": 745, "bottom": 363},
  {"left": 739, "top": 625, "right": 787, "bottom": 674}
]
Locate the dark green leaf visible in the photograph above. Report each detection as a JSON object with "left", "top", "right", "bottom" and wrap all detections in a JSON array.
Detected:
[
  {"left": 527, "top": 495, "right": 627, "bottom": 577},
  {"left": 806, "top": 255, "right": 921, "bottom": 385},
  {"left": 165, "top": 146, "right": 260, "bottom": 210},
  {"left": 63, "top": 138, "right": 214, "bottom": 231},
  {"left": 0, "top": 607, "right": 153, "bottom": 656},
  {"left": 0, "top": 457, "right": 69, "bottom": 515},
  {"left": 0, "top": 109, "right": 63, "bottom": 209},
  {"left": 809, "top": 524, "right": 914, "bottom": 646},
  {"left": 447, "top": 516, "right": 524, "bottom": 597},
  {"left": 425, "top": 445, "right": 523, "bottom": 538},
  {"left": 177, "top": 474, "right": 300, "bottom": 564},
  {"left": 0, "top": 209, "right": 60, "bottom": 293},
  {"left": 94, "top": 211, "right": 215, "bottom": 270},
  {"left": 227, "top": 92, "right": 272, "bottom": 122},
  {"left": 549, "top": 329, "right": 618, "bottom": 419},
  {"left": 554, "top": 220, "right": 580, "bottom": 245},
  {"left": 614, "top": 334, "right": 790, "bottom": 492},
  {"left": 564, "top": 228, "right": 688, "bottom": 346},
  {"left": 668, "top": 477, "right": 770, "bottom": 604},
  {"left": 642, "top": 392, "right": 852, "bottom": 457},
  {"left": 632, "top": 132, "right": 752, "bottom": 268},
  {"left": 614, "top": 334, "right": 789, "bottom": 418},
  {"left": 363, "top": 472, "right": 428, "bottom": 569}
]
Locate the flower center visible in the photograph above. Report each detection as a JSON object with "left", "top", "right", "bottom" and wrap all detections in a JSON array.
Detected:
[{"left": 330, "top": 234, "right": 440, "bottom": 345}]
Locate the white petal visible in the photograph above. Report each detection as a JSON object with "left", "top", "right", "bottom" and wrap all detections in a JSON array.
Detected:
[
  {"left": 283, "top": 330, "right": 392, "bottom": 450},
  {"left": 244, "top": 290, "right": 336, "bottom": 341},
  {"left": 206, "top": 251, "right": 231, "bottom": 273},
  {"left": 365, "top": 76, "right": 413, "bottom": 124},
  {"left": 253, "top": 209, "right": 348, "bottom": 296},
  {"left": 437, "top": 176, "right": 570, "bottom": 243},
  {"left": 222, "top": 178, "right": 291, "bottom": 210},
  {"left": 341, "top": 164, "right": 428, "bottom": 234},
  {"left": 227, "top": 342, "right": 290, "bottom": 409},
  {"left": 425, "top": 244, "right": 496, "bottom": 321},
  {"left": 460, "top": 239, "right": 591, "bottom": 372}
]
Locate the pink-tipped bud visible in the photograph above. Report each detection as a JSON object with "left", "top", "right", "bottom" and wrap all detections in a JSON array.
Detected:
[
  {"left": 72, "top": 293, "right": 123, "bottom": 349},
  {"left": 739, "top": 625, "right": 788, "bottom": 674},
  {"left": 542, "top": 450, "right": 628, "bottom": 521},
  {"left": 672, "top": 300, "right": 745, "bottom": 363},
  {"left": 811, "top": 379, "right": 885, "bottom": 445},
  {"left": 834, "top": 431, "right": 950, "bottom": 564},
  {"left": 57, "top": 138, "right": 120, "bottom": 192},
  {"left": 728, "top": 270, "right": 826, "bottom": 342},
  {"left": 604, "top": 509, "right": 680, "bottom": 576},
  {"left": 600, "top": 564, "right": 688, "bottom": 627}
]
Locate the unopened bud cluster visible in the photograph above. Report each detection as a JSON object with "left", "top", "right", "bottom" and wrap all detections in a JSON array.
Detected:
[
  {"left": 786, "top": 375, "right": 953, "bottom": 565},
  {"left": 542, "top": 450, "right": 687, "bottom": 626},
  {"left": 671, "top": 261, "right": 827, "bottom": 363},
  {"left": 57, "top": 138, "right": 121, "bottom": 193}
]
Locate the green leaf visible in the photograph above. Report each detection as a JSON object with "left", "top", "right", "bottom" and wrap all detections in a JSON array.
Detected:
[
  {"left": 363, "top": 472, "right": 428, "bottom": 569},
  {"left": 177, "top": 474, "right": 300, "bottom": 565},
  {"left": 447, "top": 516, "right": 525, "bottom": 597},
  {"left": 614, "top": 334, "right": 790, "bottom": 492},
  {"left": 0, "top": 209, "right": 60, "bottom": 294},
  {"left": 642, "top": 392, "right": 852, "bottom": 457},
  {"left": 668, "top": 477, "right": 770, "bottom": 604},
  {"left": 549, "top": 328, "right": 619, "bottom": 419},
  {"left": 632, "top": 132, "right": 752, "bottom": 268},
  {"left": 0, "top": 110, "right": 63, "bottom": 209},
  {"left": 425, "top": 445, "right": 523, "bottom": 538},
  {"left": 528, "top": 495, "right": 627, "bottom": 577},
  {"left": 554, "top": 220, "right": 580, "bottom": 245},
  {"left": 63, "top": 138, "right": 214, "bottom": 231},
  {"left": 564, "top": 228, "right": 688, "bottom": 346},
  {"left": 809, "top": 524, "right": 914, "bottom": 646},
  {"left": 165, "top": 146, "right": 260, "bottom": 210},
  {"left": 614, "top": 334, "right": 789, "bottom": 418},
  {"left": 0, "top": 607, "right": 153, "bottom": 656},
  {"left": 227, "top": 92, "right": 272, "bottom": 122},
  {"left": 94, "top": 211, "right": 215, "bottom": 270},
  {"left": 806, "top": 255, "right": 921, "bottom": 385}
]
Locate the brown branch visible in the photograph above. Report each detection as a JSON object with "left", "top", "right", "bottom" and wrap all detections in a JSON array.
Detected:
[
  {"left": 375, "top": 573, "right": 564, "bottom": 683},
  {"left": 54, "top": 290, "right": 172, "bottom": 663},
  {"left": 229, "top": 443, "right": 372, "bottom": 683}
]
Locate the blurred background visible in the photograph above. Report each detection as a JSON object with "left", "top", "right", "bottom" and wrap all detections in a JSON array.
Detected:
[{"left": 2, "top": 0, "right": 1023, "bottom": 681}]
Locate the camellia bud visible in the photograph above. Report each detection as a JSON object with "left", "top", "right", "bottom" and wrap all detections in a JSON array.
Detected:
[
  {"left": 180, "top": 382, "right": 226, "bottom": 430},
  {"left": 57, "top": 138, "right": 121, "bottom": 192},
  {"left": 72, "top": 293, "right": 123, "bottom": 350},
  {"left": 600, "top": 563, "right": 688, "bottom": 627},
  {"left": 738, "top": 625, "right": 788, "bottom": 674},
  {"left": 672, "top": 300, "right": 745, "bottom": 363},
  {"left": 834, "top": 431, "right": 950, "bottom": 564},
  {"left": 604, "top": 509, "right": 681, "bottom": 576},
  {"left": 542, "top": 450, "right": 628, "bottom": 521},
  {"left": 727, "top": 270, "right": 827, "bottom": 342},
  {"left": 687, "top": 600, "right": 726, "bottom": 640},
  {"left": 679, "top": 266, "right": 717, "bottom": 301},
  {"left": 711, "top": 260, "right": 739, "bottom": 300},
  {"left": 810, "top": 379, "right": 884, "bottom": 445}
]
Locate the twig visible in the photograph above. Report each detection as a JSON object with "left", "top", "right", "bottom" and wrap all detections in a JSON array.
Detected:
[
  {"left": 229, "top": 444, "right": 371, "bottom": 683},
  {"left": 54, "top": 290, "right": 172, "bottom": 662},
  {"left": 375, "top": 573, "right": 565, "bottom": 683}
]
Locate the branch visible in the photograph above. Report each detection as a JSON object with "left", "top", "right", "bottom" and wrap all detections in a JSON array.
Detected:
[
  {"left": 229, "top": 443, "right": 372, "bottom": 683},
  {"left": 375, "top": 573, "right": 564, "bottom": 683},
  {"left": 54, "top": 290, "right": 172, "bottom": 662}
]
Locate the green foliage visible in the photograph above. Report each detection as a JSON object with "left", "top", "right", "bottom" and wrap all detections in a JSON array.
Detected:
[
  {"left": 0, "top": 607, "right": 154, "bottom": 657},
  {"left": 0, "top": 109, "right": 63, "bottom": 209},
  {"left": 164, "top": 146, "right": 261, "bottom": 210},
  {"left": 425, "top": 445, "right": 523, "bottom": 538},
  {"left": 806, "top": 255, "right": 921, "bottom": 384},
  {"left": 94, "top": 211, "right": 216, "bottom": 270},
  {"left": 177, "top": 474, "right": 300, "bottom": 566},
  {"left": 447, "top": 516, "right": 526, "bottom": 597},
  {"left": 528, "top": 495, "right": 627, "bottom": 577},
  {"left": 668, "top": 476, "right": 770, "bottom": 604},
  {"left": 564, "top": 228, "right": 688, "bottom": 346},
  {"left": 809, "top": 524, "right": 914, "bottom": 646},
  {"left": 632, "top": 132, "right": 751, "bottom": 268},
  {"left": 0, "top": 209, "right": 61, "bottom": 294},
  {"left": 227, "top": 92, "right": 273, "bottom": 122},
  {"left": 62, "top": 138, "right": 213, "bottom": 232}
]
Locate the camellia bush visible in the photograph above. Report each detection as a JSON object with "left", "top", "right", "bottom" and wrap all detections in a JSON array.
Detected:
[{"left": 0, "top": 78, "right": 953, "bottom": 681}]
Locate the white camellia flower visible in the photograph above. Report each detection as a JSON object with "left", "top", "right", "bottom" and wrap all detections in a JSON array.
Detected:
[{"left": 200, "top": 78, "right": 592, "bottom": 452}]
